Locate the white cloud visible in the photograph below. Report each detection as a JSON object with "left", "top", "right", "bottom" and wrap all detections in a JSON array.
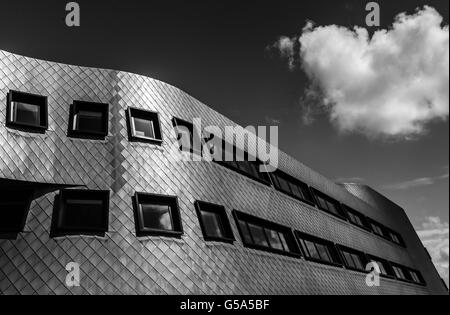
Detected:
[
  {"left": 383, "top": 168, "right": 449, "bottom": 190},
  {"left": 417, "top": 217, "right": 449, "bottom": 287},
  {"left": 276, "top": 6, "right": 449, "bottom": 139}
]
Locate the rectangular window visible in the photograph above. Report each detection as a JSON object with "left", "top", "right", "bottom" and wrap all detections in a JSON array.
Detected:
[
  {"left": 172, "top": 117, "right": 202, "bottom": 155},
  {"left": 391, "top": 265, "right": 426, "bottom": 285},
  {"left": 133, "top": 192, "right": 183, "bottom": 238},
  {"left": 344, "top": 206, "right": 370, "bottom": 230},
  {"left": 211, "top": 138, "right": 271, "bottom": 185},
  {"left": 68, "top": 101, "right": 109, "bottom": 140},
  {"left": 337, "top": 246, "right": 368, "bottom": 272},
  {"left": 127, "top": 108, "right": 163, "bottom": 144},
  {"left": 195, "top": 201, "right": 235, "bottom": 243},
  {"left": 391, "top": 264, "right": 408, "bottom": 281},
  {"left": 408, "top": 270, "right": 424, "bottom": 285},
  {"left": 367, "top": 255, "right": 395, "bottom": 278},
  {"left": 387, "top": 229, "right": 406, "bottom": 247},
  {"left": 6, "top": 90, "right": 48, "bottom": 133},
  {"left": 296, "top": 232, "right": 342, "bottom": 266},
  {"left": 51, "top": 190, "right": 110, "bottom": 238},
  {"left": 369, "top": 220, "right": 387, "bottom": 238},
  {"left": 270, "top": 171, "right": 315, "bottom": 206},
  {"left": 233, "top": 210, "right": 301, "bottom": 257},
  {"left": 311, "top": 189, "right": 346, "bottom": 219},
  {"left": 0, "top": 189, "right": 34, "bottom": 238}
]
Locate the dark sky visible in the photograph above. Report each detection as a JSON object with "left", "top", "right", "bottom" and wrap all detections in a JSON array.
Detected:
[{"left": 0, "top": 0, "right": 448, "bottom": 228}]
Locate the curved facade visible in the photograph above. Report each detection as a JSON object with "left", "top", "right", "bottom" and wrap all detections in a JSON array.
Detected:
[{"left": 0, "top": 49, "right": 447, "bottom": 295}]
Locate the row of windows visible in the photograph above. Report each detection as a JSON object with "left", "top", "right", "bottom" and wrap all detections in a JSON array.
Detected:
[
  {"left": 4, "top": 90, "right": 405, "bottom": 248},
  {"left": 169, "top": 117, "right": 406, "bottom": 248},
  {"left": 0, "top": 188, "right": 424, "bottom": 287}
]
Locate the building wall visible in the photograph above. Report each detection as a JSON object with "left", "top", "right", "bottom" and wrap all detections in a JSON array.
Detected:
[{"left": 0, "top": 49, "right": 446, "bottom": 295}]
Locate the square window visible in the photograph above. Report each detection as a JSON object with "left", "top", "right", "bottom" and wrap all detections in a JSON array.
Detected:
[
  {"left": 0, "top": 190, "right": 33, "bottom": 237},
  {"left": 6, "top": 90, "right": 48, "bottom": 133},
  {"left": 133, "top": 192, "right": 183, "bottom": 238},
  {"left": 51, "top": 190, "right": 110, "bottom": 237},
  {"left": 127, "top": 108, "right": 163, "bottom": 144},
  {"left": 195, "top": 201, "right": 235, "bottom": 243},
  {"left": 68, "top": 101, "right": 109, "bottom": 140}
]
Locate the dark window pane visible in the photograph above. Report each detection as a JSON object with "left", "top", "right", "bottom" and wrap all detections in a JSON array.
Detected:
[
  {"left": 248, "top": 163, "right": 261, "bottom": 180},
  {"left": 177, "top": 127, "right": 193, "bottom": 152},
  {"left": 61, "top": 199, "right": 104, "bottom": 230},
  {"left": 279, "top": 233, "right": 289, "bottom": 251},
  {"left": 289, "top": 183, "right": 303, "bottom": 199},
  {"left": 316, "top": 244, "right": 332, "bottom": 262},
  {"left": 277, "top": 176, "right": 291, "bottom": 194},
  {"left": 343, "top": 252, "right": 356, "bottom": 269},
  {"left": 13, "top": 102, "right": 40, "bottom": 126},
  {"left": 0, "top": 202, "right": 26, "bottom": 231},
  {"left": 390, "top": 232, "right": 400, "bottom": 244},
  {"left": 75, "top": 110, "right": 104, "bottom": 133},
  {"left": 410, "top": 271, "right": 421, "bottom": 283},
  {"left": 372, "top": 260, "right": 388, "bottom": 276},
  {"left": 393, "top": 266, "right": 406, "bottom": 280},
  {"left": 305, "top": 241, "right": 320, "bottom": 260},
  {"left": 238, "top": 220, "right": 253, "bottom": 244},
  {"left": 351, "top": 253, "right": 364, "bottom": 270},
  {"left": 317, "top": 196, "right": 328, "bottom": 210},
  {"left": 237, "top": 162, "right": 252, "bottom": 176},
  {"left": 133, "top": 117, "right": 155, "bottom": 139},
  {"left": 141, "top": 204, "right": 173, "bottom": 231},
  {"left": 327, "top": 201, "right": 340, "bottom": 216},
  {"left": 200, "top": 210, "right": 224, "bottom": 239},
  {"left": 248, "top": 223, "right": 269, "bottom": 247},
  {"left": 266, "top": 229, "right": 284, "bottom": 251}
]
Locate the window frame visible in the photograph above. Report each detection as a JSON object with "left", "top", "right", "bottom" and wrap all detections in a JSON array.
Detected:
[
  {"left": 211, "top": 139, "right": 272, "bottom": 186},
  {"left": 233, "top": 210, "right": 301, "bottom": 258},
  {"left": 172, "top": 117, "right": 203, "bottom": 155},
  {"left": 68, "top": 101, "right": 109, "bottom": 140},
  {"left": 311, "top": 189, "right": 347, "bottom": 220},
  {"left": 133, "top": 192, "right": 183, "bottom": 238},
  {"left": 386, "top": 228, "right": 406, "bottom": 248},
  {"left": 194, "top": 201, "right": 235, "bottom": 244},
  {"left": 295, "top": 231, "right": 343, "bottom": 267},
  {"left": 343, "top": 205, "right": 371, "bottom": 231},
  {"left": 337, "top": 245, "right": 369, "bottom": 273},
  {"left": 367, "top": 254, "right": 396, "bottom": 279},
  {"left": 50, "top": 189, "right": 110, "bottom": 238},
  {"left": 0, "top": 189, "right": 34, "bottom": 239},
  {"left": 6, "top": 90, "right": 48, "bottom": 133},
  {"left": 127, "top": 107, "right": 163, "bottom": 145},
  {"left": 270, "top": 171, "right": 316, "bottom": 207}
]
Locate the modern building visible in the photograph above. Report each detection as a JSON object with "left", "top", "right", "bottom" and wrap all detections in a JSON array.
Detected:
[{"left": 0, "top": 49, "right": 447, "bottom": 295}]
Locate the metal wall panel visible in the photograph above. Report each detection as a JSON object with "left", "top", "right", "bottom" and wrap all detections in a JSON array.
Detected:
[{"left": 0, "top": 50, "right": 446, "bottom": 295}]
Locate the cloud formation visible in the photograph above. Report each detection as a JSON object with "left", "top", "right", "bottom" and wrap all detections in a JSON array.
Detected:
[
  {"left": 274, "top": 6, "right": 449, "bottom": 139},
  {"left": 417, "top": 217, "right": 449, "bottom": 287},
  {"left": 383, "top": 167, "right": 449, "bottom": 190}
]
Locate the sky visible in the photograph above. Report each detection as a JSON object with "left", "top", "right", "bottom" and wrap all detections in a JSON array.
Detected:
[{"left": 0, "top": 0, "right": 448, "bottom": 286}]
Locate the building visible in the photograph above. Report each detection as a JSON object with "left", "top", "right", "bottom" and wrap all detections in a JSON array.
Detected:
[{"left": 0, "top": 49, "right": 447, "bottom": 295}]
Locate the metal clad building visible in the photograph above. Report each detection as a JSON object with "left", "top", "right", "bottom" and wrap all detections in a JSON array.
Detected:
[{"left": 0, "top": 50, "right": 447, "bottom": 295}]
